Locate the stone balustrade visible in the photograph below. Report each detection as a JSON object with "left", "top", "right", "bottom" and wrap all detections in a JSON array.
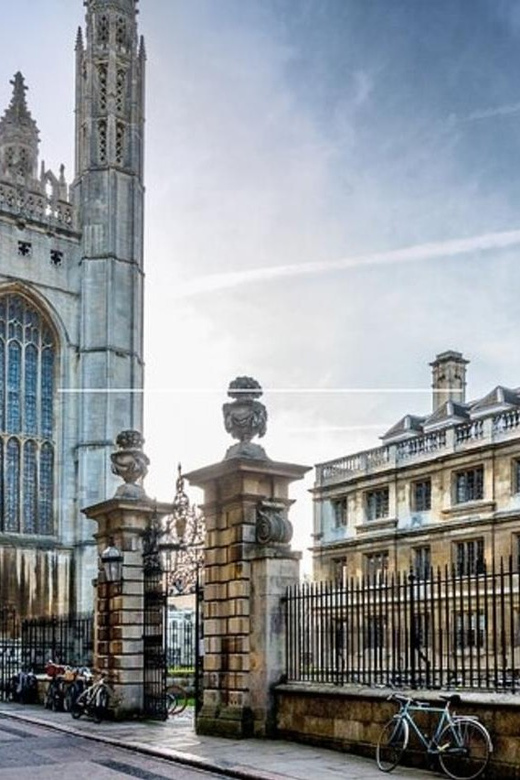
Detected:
[{"left": 316, "top": 411, "right": 520, "bottom": 485}]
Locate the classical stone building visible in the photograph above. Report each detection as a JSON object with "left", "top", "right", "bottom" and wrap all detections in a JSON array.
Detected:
[
  {"left": 312, "top": 351, "right": 520, "bottom": 582},
  {"left": 0, "top": 0, "right": 145, "bottom": 615}
]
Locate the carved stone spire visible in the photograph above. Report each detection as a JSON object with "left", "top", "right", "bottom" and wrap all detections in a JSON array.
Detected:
[{"left": 0, "top": 72, "right": 40, "bottom": 183}]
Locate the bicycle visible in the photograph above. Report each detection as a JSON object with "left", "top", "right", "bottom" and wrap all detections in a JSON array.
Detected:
[
  {"left": 376, "top": 693, "right": 492, "bottom": 780},
  {"left": 70, "top": 672, "right": 113, "bottom": 724},
  {"left": 166, "top": 682, "right": 188, "bottom": 716}
]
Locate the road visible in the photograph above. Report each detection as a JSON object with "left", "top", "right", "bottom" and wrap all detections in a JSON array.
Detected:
[{"left": 0, "top": 714, "right": 227, "bottom": 780}]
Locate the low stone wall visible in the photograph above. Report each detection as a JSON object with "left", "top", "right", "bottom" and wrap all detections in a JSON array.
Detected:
[{"left": 275, "top": 683, "right": 520, "bottom": 780}]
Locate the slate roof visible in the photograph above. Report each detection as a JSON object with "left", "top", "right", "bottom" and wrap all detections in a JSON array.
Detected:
[{"left": 380, "top": 386, "right": 520, "bottom": 441}]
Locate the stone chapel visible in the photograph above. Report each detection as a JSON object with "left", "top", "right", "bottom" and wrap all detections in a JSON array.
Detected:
[{"left": 0, "top": 0, "right": 145, "bottom": 615}]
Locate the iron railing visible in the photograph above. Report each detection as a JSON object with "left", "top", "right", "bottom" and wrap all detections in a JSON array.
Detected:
[
  {"left": 167, "top": 619, "right": 195, "bottom": 669},
  {"left": 21, "top": 613, "right": 93, "bottom": 673},
  {"left": 285, "top": 558, "right": 520, "bottom": 692},
  {"left": 0, "top": 607, "right": 20, "bottom": 701}
]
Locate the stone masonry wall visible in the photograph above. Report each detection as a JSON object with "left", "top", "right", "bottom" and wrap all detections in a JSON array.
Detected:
[{"left": 275, "top": 684, "right": 520, "bottom": 780}]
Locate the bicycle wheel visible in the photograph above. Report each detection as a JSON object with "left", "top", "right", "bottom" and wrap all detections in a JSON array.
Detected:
[
  {"left": 166, "top": 684, "right": 188, "bottom": 716},
  {"left": 44, "top": 684, "right": 54, "bottom": 710},
  {"left": 65, "top": 681, "right": 82, "bottom": 712},
  {"left": 376, "top": 717, "right": 409, "bottom": 772},
  {"left": 438, "top": 719, "right": 491, "bottom": 780},
  {"left": 70, "top": 700, "right": 84, "bottom": 719},
  {"left": 93, "top": 687, "right": 109, "bottom": 724}
]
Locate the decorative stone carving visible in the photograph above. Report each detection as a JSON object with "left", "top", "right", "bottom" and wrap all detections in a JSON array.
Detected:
[
  {"left": 256, "top": 499, "right": 293, "bottom": 546},
  {"left": 110, "top": 429, "right": 150, "bottom": 498},
  {"left": 223, "top": 376, "right": 268, "bottom": 460}
]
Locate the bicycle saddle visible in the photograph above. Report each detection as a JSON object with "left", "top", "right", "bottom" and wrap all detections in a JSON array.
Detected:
[{"left": 439, "top": 694, "right": 462, "bottom": 705}]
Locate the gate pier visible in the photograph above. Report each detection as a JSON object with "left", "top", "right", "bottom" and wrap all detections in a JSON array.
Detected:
[
  {"left": 186, "top": 456, "right": 309, "bottom": 738},
  {"left": 83, "top": 496, "right": 172, "bottom": 717}
]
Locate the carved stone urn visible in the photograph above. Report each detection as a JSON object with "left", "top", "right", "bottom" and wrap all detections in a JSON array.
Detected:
[
  {"left": 222, "top": 376, "right": 269, "bottom": 460},
  {"left": 110, "top": 429, "right": 150, "bottom": 499}
]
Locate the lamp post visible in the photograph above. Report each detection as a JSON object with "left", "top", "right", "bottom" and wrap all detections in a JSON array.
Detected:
[{"left": 100, "top": 541, "right": 124, "bottom": 583}]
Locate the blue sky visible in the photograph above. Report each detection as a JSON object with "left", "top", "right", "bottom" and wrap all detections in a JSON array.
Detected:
[{"left": 2, "top": 1, "right": 520, "bottom": 564}]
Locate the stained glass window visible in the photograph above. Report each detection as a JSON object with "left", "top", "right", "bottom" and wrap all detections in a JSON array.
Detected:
[
  {"left": 0, "top": 442, "right": 3, "bottom": 523},
  {"left": 7, "top": 341, "right": 21, "bottom": 433},
  {"left": 40, "top": 443, "right": 54, "bottom": 535},
  {"left": 0, "top": 294, "right": 56, "bottom": 536},
  {"left": 41, "top": 348, "right": 54, "bottom": 438},
  {"left": 0, "top": 340, "right": 4, "bottom": 431},
  {"left": 23, "top": 441, "right": 37, "bottom": 533},
  {"left": 5, "top": 438, "right": 20, "bottom": 532},
  {"left": 25, "top": 345, "right": 37, "bottom": 434}
]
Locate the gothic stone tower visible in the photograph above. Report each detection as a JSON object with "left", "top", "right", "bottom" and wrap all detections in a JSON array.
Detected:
[{"left": 0, "top": 0, "right": 145, "bottom": 614}]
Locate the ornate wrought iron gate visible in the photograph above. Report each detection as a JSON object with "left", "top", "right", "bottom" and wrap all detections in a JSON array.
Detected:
[
  {"left": 142, "top": 467, "right": 205, "bottom": 720},
  {"left": 143, "top": 552, "right": 168, "bottom": 720}
]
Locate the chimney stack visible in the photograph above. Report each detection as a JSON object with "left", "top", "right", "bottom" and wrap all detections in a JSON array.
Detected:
[{"left": 430, "top": 351, "right": 469, "bottom": 412}]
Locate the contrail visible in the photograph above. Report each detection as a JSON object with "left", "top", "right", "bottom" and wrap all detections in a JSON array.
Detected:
[{"left": 172, "top": 228, "right": 520, "bottom": 298}]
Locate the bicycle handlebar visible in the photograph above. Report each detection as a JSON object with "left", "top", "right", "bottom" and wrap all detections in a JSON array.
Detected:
[{"left": 388, "top": 692, "right": 462, "bottom": 709}]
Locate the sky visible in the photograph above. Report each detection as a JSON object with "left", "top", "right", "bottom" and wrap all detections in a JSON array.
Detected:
[{"left": 2, "top": 0, "right": 520, "bottom": 570}]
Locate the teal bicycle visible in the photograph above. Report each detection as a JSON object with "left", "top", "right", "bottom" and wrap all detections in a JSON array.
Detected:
[{"left": 376, "top": 693, "right": 492, "bottom": 780}]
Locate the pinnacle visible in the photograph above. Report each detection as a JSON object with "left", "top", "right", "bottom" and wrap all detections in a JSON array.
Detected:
[
  {"left": 9, "top": 72, "right": 29, "bottom": 114},
  {"left": 75, "top": 26, "right": 84, "bottom": 51},
  {"left": 0, "top": 72, "right": 39, "bottom": 136}
]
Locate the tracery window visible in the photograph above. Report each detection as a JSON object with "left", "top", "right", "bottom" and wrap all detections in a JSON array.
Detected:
[
  {"left": 98, "top": 119, "right": 107, "bottom": 164},
  {"left": 0, "top": 294, "right": 56, "bottom": 535},
  {"left": 116, "top": 17, "right": 127, "bottom": 49},
  {"left": 97, "top": 15, "right": 109, "bottom": 46},
  {"left": 116, "top": 68, "right": 127, "bottom": 113},
  {"left": 115, "top": 122, "right": 125, "bottom": 165},
  {"left": 97, "top": 64, "right": 108, "bottom": 112}
]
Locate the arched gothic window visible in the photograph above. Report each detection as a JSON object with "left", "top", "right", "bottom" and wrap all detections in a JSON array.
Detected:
[{"left": 0, "top": 294, "right": 56, "bottom": 535}]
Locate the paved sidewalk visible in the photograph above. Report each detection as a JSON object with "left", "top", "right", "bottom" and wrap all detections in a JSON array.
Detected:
[{"left": 0, "top": 703, "right": 438, "bottom": 780}]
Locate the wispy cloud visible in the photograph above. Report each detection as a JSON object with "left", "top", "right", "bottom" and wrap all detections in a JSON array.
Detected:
[
  {"left": 451, "top": 102, "right": 520, "bottom": 123},
  {"left": 173, "top": 228, "right": 520, "bottom": 298},
  {"left": 352, "top": 69, "right": 374, "bottom": 106}
]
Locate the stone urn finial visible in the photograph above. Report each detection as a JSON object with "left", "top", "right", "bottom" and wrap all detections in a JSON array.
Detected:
[
  {"left": 222, "top": 376, "right": 269, "bottom": 460},
  {"left": 111, "top": 429, "right": 150, "bottom": 499}
]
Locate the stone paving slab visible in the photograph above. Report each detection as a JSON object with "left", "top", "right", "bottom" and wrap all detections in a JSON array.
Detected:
[{"left": 0, "top": 704, "right": 438, "bottom": 780}]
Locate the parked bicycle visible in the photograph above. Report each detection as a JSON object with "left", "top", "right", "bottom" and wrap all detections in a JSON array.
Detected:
[
  {"left": 70, "top": 671, "right": 113, "bottom": 723},
  {"left": 8, "top": 670, "right": 37, "bottom": 704},
  {"left": 166, "top": 682, "right": 188, "bottom": 716},
  {"left": 376, "top": 693, "right": 492, "bottom": 780},
  {"left": 44, "top": 663, "right": 91, "bottom": 712},
  {"left": 64, "top": 667, "right": 93, "bottom": 712}
]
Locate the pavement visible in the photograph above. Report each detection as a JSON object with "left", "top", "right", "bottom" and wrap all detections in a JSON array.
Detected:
[{"left": 0, "top": 702, "right": 438, "bottom": 780}]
